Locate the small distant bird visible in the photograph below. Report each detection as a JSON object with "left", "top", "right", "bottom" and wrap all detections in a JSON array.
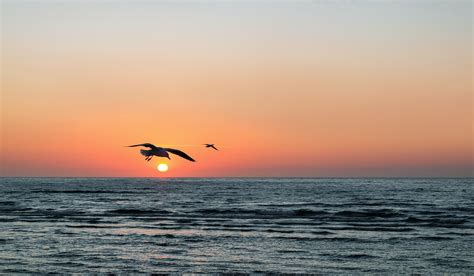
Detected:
[
  {"left": 204, "top": 144, "right": 219, "bottom": 151},
  {"left": 127, "top": 143, "right": 195, "bottom": 162}
]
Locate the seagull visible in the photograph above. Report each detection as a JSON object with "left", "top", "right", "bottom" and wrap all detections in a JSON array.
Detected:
[
  {"left": 204, "top": 144, "right": 219, "bottom": 151},
  {"left": 127, "top": 143, "right": 196, "bottom": 162}
]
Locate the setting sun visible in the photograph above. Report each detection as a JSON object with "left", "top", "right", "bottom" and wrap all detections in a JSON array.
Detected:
[{"left": 157, "top": 163, "right": 168, "bottom": 173}]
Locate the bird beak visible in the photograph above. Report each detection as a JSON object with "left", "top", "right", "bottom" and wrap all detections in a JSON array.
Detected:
[{"left": 167, "top": 156, "right": 171, "bottom": 159}]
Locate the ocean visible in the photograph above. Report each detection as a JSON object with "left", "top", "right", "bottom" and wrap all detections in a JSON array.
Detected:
[{"left": 0, "top": 177, "right": 472, "bottom": 273}]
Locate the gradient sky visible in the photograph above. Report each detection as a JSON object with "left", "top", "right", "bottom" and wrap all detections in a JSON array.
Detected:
[{"left": 1, "top": 0, "right": 472, "bottom": 177}]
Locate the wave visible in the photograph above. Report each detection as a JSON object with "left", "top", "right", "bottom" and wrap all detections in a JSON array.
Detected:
[
  {"left": 416, "top": 236, "right": 454, "bottom": 241},
  {"left": 195, "top": 208, "right": 329, "bottom": 218},
  {"left": 0, "top": 201, "right": 33, "bottom": 213},
  {"left": 406, "top": 216, "right": 467, "bottom": 225},
  {"left": 31, "top": 190, "right": 141, "bottom": 194},
  {"left": 447, "top": 207, "right": 474, "bottom": 212},
  {"left": 311, "top": 230, "right": 334, "bottom": 235},
  {"left": 25, "top": 209, "right": 86, "bottom": 218},
  {"left": 333, "top": 209, "right": 403, "bottom": 218},
  {"left": 65, "top": 224, "right": 116, "bottom": 229},
  {"left": 265, "top": 229, "right": 295, "bottom": 233},
  {"left": 106, "top": 209, "right": 173, "bottom": 216},
  {"left": 321, "top": 226, "right": 415, "bottom": 232},
  {"left": 275, "top": 236, "right": 369, "bottom": 242},
  {"left": 0, "top": 238, "right": 11, "bottom": 244},
  {"left": 340, "top": 253, "right": 379, "bottom": 259},
  {"left": 439, "top": 231, "right": 474, "bottom": 236},
  {"left": 405, "top": 216, "right": 469, "bottom": 229}
]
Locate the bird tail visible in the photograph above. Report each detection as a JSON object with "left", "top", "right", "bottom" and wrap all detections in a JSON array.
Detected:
[{"left": 140, "top": 149, "right": 152, "bottom": 157}]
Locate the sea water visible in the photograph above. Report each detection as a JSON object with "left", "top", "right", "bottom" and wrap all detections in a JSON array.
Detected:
[{"left": 0, "top": 177, "right": 472, "bottom": 273}]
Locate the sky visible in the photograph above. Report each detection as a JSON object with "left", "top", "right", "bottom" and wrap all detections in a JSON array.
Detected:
[{"left": 1, "top": 0, "right": 472, "bottom": 177}]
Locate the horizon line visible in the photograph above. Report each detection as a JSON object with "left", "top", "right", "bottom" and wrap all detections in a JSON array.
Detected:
[{"left": 0, "top": 176, "right": 472, "bottom": 179}]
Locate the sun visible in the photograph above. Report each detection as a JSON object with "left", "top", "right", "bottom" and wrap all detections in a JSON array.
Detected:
[{"left": 157, "top": 163, "right": 169, "bottom": 172}]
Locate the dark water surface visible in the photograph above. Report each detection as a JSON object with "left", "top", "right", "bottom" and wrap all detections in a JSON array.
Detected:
[{"left": 0, "top": 178, "right": 472, "bottom": 273}]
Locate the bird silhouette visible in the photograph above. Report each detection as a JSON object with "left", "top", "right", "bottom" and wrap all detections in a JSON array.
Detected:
[
  {"left": 127, "top": 143, "right": 195, "bottom": 162},
  {"left": 204, "top": 144, "right": 219, "bottom": 151}
]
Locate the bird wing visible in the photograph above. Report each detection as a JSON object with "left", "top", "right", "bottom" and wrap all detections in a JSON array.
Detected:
[
  {"left": 127, "top": 143, "right": 156, "bottom": 149},
  {"left": 164, "top": 148, "right": 196, "bottom": 162},
  {"left": 210, "top": 145, "right": 219, "bottom": 151}
]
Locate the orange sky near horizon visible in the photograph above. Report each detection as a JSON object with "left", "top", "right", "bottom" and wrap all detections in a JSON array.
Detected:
[{"left": 1, "top": 1, "right": 472, "bottom": 177}]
